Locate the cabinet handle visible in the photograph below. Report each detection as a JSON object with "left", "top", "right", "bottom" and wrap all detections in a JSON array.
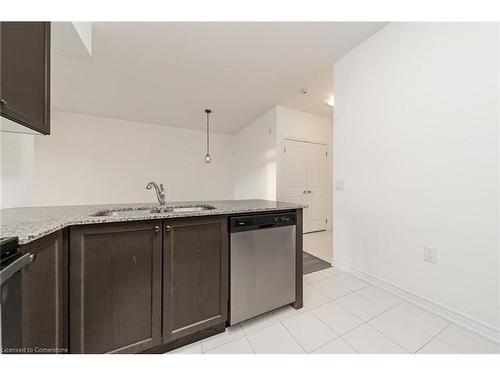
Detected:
[
  {"left": 307, "top": 190, "right": 312, "bottom": 194},
  {"left": 165, "top": 225, "right": 171, "bottom": 232},
  {"left": 303, "top": 190, "right": 307, "bottom": 194},
  {"left": 0, "top": 99, "right": 7, "bottom": 107},
  {"left": 154, "top": 225, "right": 160, "bottom": 233}
]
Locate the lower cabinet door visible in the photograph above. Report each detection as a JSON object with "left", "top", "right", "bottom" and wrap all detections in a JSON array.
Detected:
[
  {"left": 20, "top": 230, "right": 67, "bottom": 353},
  {"left": 163, "top": 216, "right": 228, "bottom": 343},
  {"left": 69, "top": 221, "right": 162, "bottom": 353}
]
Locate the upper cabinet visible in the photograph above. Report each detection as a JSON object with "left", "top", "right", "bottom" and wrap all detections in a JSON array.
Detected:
[{"left": 0, "top": 22, "right": 51, "bottom": 135}]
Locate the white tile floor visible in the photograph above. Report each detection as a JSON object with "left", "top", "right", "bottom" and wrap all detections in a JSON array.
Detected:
[{"left": 168, "top": 268, "right": 500, "bottom": 354}]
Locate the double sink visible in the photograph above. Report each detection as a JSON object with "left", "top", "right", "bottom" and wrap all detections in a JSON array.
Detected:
[
  {"left": 92, "top": 182, "right": 216, "bottom": 217},
  {"left": 92, "top": 204, "right": 215, "bottom": 217}
]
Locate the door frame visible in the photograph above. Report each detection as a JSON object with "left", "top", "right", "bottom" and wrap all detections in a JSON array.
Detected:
[{"left": 279, "top": 136, "right": 329, "bottom": 233}]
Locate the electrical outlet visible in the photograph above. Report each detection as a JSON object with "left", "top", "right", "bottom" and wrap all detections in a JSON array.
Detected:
[{"left": 424, "top": 247, "right": 438, "bottom": 264}]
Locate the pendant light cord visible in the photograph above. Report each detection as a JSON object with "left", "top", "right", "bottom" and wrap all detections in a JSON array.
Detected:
[
  {"left": 206, "top": 111, "right": 210, "bottom": 155},
  {"left": 205, "top": 109, "right": 212, "bottom": 163}
]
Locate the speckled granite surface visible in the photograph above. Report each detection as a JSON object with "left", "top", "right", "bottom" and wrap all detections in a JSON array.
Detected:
[{"left": 1, "top": 200, "right": 304, "bottom": 245}]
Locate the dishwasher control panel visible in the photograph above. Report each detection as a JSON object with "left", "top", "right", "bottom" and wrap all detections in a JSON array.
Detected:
[{"left": 229, "top": 211, "right": 297, "bottom": 232}]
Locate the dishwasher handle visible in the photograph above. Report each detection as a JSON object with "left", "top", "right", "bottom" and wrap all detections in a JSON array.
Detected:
[
  {"left": 255, "top": 223, "right": 276, "bottom": 230},
  {"left": 229, "top": 212, "right": 296, "bottom": 233}
]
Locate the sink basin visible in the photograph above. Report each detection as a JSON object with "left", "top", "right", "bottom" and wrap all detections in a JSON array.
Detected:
[
  {"left": 92, "top": 208, "right": 153, "bottom": 217},
  {"left": 150, "top": 205, "right": 215, "bottom": 213},
  {"left": 167, "top": 205, "right": 215, "bottom": 213},
  {"left": 92, "top": 205, "right": 215, "bottom": 217}
]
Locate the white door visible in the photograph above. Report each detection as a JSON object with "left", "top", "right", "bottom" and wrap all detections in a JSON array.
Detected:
[
  {"left": 283, "top": 140, "right": 308, "bottom": 209},
  {"left": 283, "top": 139, "right": 327, "bottom": 233},
  {"left": 305, "top": 143, "right": 327, "bottom": 232}
]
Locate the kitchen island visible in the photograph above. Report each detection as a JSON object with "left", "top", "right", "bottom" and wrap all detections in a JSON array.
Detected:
[{"left": 0, "top": 200, "right": 304, "bottom": 354}]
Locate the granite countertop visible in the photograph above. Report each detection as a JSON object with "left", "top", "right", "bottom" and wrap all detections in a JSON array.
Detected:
[{"left": 0, "top": 200, "right": 304, "bottom": 245}]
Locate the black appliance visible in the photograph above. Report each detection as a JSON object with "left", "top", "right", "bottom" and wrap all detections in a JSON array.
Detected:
[{"left": 0, "top": 237, "right": 34, "bottom": 353}]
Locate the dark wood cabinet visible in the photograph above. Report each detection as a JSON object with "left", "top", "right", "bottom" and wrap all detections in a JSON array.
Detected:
[
  {"left": 0, "top": 22, "right": 51, "bottom": 134},
  {"left": 19, "top": 230, "right": 67, "bottom": 353},
  {"left": 162, "top": 216, "right": 228, "bottom": 343},
  {"left": 69, "top": 221, "right": 162, "bottom": 354},
  {"left": 14, "top": 211, "right": 300, "bottom": 354}
]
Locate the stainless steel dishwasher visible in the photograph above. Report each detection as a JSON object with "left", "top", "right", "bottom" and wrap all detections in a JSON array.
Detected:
[{"left": 229, "top": 211, "right": 296, "bottom": 325}]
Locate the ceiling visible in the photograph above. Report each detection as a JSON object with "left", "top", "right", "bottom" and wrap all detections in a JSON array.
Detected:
[{"left": 51, "top": 22, "right": 386, "bottom": 134}]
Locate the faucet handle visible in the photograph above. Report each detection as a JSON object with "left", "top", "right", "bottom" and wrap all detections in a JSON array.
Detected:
[{"left": 146, "top": 181, "right": 155, "bottom": 190}]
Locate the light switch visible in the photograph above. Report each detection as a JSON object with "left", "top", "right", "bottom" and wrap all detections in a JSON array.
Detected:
[{"left": 336, "top": 180, "right": 345, "bottom": 190}]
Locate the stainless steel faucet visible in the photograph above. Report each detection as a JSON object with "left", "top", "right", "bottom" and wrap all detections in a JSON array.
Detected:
[{"left": 146, "top": 182, "right": 166, "bottom": 207}]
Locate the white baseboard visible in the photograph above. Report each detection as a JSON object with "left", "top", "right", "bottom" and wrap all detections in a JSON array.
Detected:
[{"left": 331, "top": 259, "right": 500, "bottom": 344}]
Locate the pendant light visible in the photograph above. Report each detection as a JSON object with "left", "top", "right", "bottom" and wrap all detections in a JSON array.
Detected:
[{"left": 204, "top": 109, "right": 212, "bottom": 163}]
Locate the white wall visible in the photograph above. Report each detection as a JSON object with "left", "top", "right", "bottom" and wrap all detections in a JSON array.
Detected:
[
  {"left": 72, "top": 22, "right": 92, "bottom": 55},
  {"left": 52, "top": 22, "right": 92, "bottom": 58},
  {"left": 497, "top": 23, "right": 500, "bottom": 328},
  {"left": 0, "top": 132, "right": 34, "bottom": 208},
  {"left": 233, "top": 107, "right": 278, "bottom": 200},
  {"left": 31, "top": 111, "right": 235, "bottom": 206},
  {"left": 2, "top": 107, "right": 331, "bottom": 209},
  {"left": 334, "top": 23, "right": 500, "bottom": 330},
  {"left": 232, "top": 105, "right": 333, "bottom": 221},
  {"left": 276, "top": 106, "right": 333, "bottom": 228}
]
